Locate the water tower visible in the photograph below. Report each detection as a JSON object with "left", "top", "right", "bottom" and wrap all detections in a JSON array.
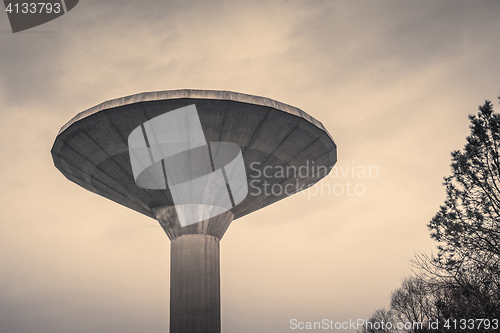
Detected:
[{"left": 51, "top": 90, "right": 337, "bottom": 333}]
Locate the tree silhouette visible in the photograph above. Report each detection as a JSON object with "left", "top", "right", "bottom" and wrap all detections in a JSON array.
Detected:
[
  {"left": 429, "top": 98, "right": 500, "bottom": 276},
  {"left": 424, "top": 98, "right": 500, "bottom": 319},
  {"left": 361, "top": 97, "right": 500, "bottom": 333}
]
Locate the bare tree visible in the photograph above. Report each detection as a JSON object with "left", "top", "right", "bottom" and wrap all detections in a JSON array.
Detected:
[{"left": 358, "top": 308, "right": 400, "bottom": 333}]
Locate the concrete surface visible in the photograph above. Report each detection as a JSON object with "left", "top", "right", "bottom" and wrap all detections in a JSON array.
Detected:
[
  {"left": 51, "top": 89, "right": 337, "bottom": 222},
  {"left": 51, "top": 89, "right": 337, "bottom": 333},
  {"left": 170, "top": 234, "right": 222, "bottom": 333}
]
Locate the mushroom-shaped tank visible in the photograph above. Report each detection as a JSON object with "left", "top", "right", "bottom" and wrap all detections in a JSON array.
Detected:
[{"left": 51, "top": 90, "right": 337, "bottom": 333}]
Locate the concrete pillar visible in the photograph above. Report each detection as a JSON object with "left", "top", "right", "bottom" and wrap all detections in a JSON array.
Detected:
[
  {"left": 153, "top": 207, "right": 234, "bottom": 333},
  {"left": 170, "top": 234, "right": 220, "bottom": 333}
]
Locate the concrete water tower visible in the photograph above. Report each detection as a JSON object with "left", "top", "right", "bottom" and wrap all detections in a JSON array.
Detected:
[{"left": 51, "top": 90, "right": 337, "bottom": 333}]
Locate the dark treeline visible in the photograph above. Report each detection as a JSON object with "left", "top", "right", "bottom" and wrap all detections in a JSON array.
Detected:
[{"left": 360, "top": 97, "right": 500, "bottom": 333}]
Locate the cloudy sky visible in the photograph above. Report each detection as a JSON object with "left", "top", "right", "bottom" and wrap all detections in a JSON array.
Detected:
[{"left": 1, "top": 0, "right": 499, "bottom": 332}]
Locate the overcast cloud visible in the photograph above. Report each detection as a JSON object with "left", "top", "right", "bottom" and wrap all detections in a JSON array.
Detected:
[{"left": 0, "top": 1, "right": 499, "bottom": 332}]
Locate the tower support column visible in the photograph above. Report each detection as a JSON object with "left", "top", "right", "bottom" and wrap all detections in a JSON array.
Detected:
[
  {"left": 170, "top": 234, "right": 221, "bottom": 333},
  {"left": 153, "top": 206, "right": 234, "bottom": 333}
]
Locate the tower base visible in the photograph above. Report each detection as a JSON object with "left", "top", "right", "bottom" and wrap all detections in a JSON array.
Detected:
[
  {"left": 170, "top": 234, "right": 221, "bottom": 333},
  {"left": 153, "top": 207, "right": 234, "bottom": 333}
]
